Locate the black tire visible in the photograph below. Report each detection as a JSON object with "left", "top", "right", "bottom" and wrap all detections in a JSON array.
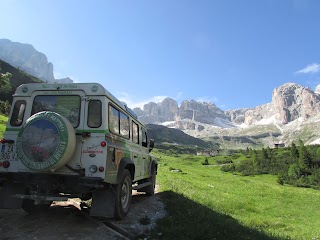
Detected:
[
  {"left": 22, "top": 199, "right": 52, "bottom": 214},
  {"left": 114, "top": 169, "right": 132, "bottom": 219},
  {"left": 146, "top": 166, "right": 156, "bottom": 196}
]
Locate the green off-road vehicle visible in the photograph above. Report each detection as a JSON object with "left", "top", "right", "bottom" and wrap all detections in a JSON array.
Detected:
[{"left": 0, "top": 83, "right": 157, "bottom": 219}]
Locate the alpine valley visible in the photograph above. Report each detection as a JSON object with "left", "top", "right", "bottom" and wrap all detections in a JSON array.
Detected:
[{"left": 1, "top": 38, "right": 320, "bottom": 149}]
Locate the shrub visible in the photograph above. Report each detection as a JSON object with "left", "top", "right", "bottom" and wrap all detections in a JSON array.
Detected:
[
  {"left": 202, "top": 158, "right": 209, "bottom": 165},
  {"left": 221, "top": 164, "right": 236, "bottom": 172},
  {"left": 216, "top": 159, "right": 233, "bottom": 165},
  {"left": 277, "top": 174, "right": 285, "bottom": 185},
  {"left": 0, "top": 100, "right": 10, "bottom": 116}
]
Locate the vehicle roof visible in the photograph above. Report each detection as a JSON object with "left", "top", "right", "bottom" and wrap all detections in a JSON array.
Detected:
[{"left": 14, "top": 82, "right": 143, "bottom": 125}]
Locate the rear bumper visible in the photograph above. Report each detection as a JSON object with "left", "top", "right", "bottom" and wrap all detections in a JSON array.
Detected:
[{"left": 0, "top": 172, "right": 104, "bottom": 194}]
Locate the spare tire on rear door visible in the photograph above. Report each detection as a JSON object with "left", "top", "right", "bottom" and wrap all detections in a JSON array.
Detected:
[{"left": 16, "top": 111, "right": 76, "bottom": 172}]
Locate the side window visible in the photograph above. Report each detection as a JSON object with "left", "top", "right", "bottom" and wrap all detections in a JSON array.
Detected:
[
  {"left": 10, "top": 100, "right": 26, "bottom": 126},
  {"left": 88, "top": 100, "right": 102, "bottom": 128},
  {"left": 109, "top": 105, "right": 119, "bottom": 134},
  {"left": 142, "top": 128, "right": 148, "bottom": 148},
  {"left": 120, "top": 111, "right": 129, "bottom": 138},
  {"left": 132, "top": 121, "right": 139, "bottom": 144},
  {"left": 108, "top": 104, "right": 130, "bottom": 139}
]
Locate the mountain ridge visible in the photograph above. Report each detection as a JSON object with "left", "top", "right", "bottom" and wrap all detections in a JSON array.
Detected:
[
  {"left": 0, "top": 39, "right": 73, "bottom": 83},
  {"left": 134, "top": 82, "right": 320, "bottom": 147}
]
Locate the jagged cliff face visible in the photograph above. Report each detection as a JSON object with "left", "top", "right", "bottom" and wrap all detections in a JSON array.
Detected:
[
  {"left": 135, "top": 98, "right": 179, "bottom": 123},
  {"left": 135, "top": 97, "right": 230, "bottom": 126},
  {"left": 134, "top": 83, "right": 320, "bottom": 147},
  {"left": 225, "top": 108, "right": 248, "bottom": 125},
  {"left": 159, "top": 98, "right": 179, "bottom": 122},
  {"left": 0, "top": 39, "right": 73, "bottom": 83},
  {"left": 0, "top": 39, "right": 54, "bottom": 82},
  {"left": 244, "top": 103, "right": 274, "bottom": 125},
  {"left": 179, "top": 100, "right": 226, "bottom": 124},
  {"left": 272, "top": 83, "right": 320, "bottom": 124},
  {"left": 135, "top": 82, "right": 320, "bottom": 128}
]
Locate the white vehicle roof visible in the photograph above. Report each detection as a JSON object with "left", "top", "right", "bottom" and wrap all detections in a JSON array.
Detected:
[{"left": 14, "top": 82, "right": 140, "bottom": 122}]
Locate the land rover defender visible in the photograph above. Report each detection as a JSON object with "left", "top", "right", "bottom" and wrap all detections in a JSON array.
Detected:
[{"left": 0, "top": 83, "right": 157, "bottom": 219}]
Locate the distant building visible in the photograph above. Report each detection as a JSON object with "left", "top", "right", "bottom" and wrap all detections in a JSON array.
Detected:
[{"left": 274, "top": 143, "right": 285, "bottom": 148}]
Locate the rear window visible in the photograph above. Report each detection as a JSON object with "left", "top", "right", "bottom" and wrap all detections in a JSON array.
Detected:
[
  {"left": 10, "top": 100, "right": 26, "bottom": 126},
  {"left": 88, "top": 100, "right": 102, "bottom": 128},
  {"left": 32, "top": 95, "right": 81, "bottom": 127}
]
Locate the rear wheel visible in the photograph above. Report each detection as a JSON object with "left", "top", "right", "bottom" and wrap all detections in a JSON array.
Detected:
[
  {"left": 146, "top": 166, "right": 156, "bottom": 196},
  {"left": 22, "top": 199, "right": 52, "bottom": 214},
  {"left": 114, "top": 169, "right": 132, "bottom": 219}
]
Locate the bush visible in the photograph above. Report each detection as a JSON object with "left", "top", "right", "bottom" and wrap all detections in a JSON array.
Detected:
[
  {"left": 216, "top": 159, "right": 233, "bottom": 165},
  {"left": 202, "top": 158, "right": 209, "bottom": 165},
  {"left": 221, "top": 164, "right": 236, "bottom": 172},
  {"left": 277, "top": 173, "right": 287, "bottom": 185},
  {"left": 0, "top": 100, "right": 10, "bottom": 116}
]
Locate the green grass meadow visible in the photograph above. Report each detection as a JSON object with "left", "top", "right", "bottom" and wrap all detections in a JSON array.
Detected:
[
  {"left": 0, "top": 115, "right": 8, "bottom": 137},
  {"left": 151, "top": 152, "right": 320, "bottom": 240}
]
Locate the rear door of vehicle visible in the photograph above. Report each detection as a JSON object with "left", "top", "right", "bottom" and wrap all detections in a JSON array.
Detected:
[
  {"left": 79, "top": 97, "right": 107, "bottom": 178},
  {"left": 30, "top": 90, "right": 86, "bottom": 172}
]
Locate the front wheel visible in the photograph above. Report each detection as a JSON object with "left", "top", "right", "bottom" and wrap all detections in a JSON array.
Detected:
[{"left": 114, "top": 169, "right": 132, "bottom": 219}]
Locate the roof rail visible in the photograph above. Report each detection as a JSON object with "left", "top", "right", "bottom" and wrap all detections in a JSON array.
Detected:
[{"left": 123, "top": 103, "right": 138, "bottom": 119}]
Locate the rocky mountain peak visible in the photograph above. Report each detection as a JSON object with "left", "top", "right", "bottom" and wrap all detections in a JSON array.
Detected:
[
  {"left": 272, "top": 82, "right": 320, "bottom": 124},
  {"left": 315, "top": 84, "right": 320, "bottom": 94},
  {"left": 0, "top": 39, "right": 54, "bottom": 82},
  {"left": 179, "top": 99, "right": 226, "bottom": 124},
  {"left": 0, "top": 39, "right": 73, "bottom": 83}
]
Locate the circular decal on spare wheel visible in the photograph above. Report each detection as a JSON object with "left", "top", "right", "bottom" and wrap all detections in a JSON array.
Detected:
[{"left": 16, "top": 111, "right": 76, "bottom": 172}]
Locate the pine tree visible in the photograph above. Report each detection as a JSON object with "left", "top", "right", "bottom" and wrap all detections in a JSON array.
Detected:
[
  {"left": 0, "top": 64, "right": 12, "bottom": 93},
  {"left": 266, "top": 146, "right": 272, "bottom": 160},
  {"left": 299, "top": 141, "right": 312, "bottom": 169},
  {"left": 290, "top": 142, "right": 299, "bottom": 161}
]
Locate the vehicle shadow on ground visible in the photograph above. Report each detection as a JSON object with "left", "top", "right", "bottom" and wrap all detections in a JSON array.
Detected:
[{"left": 148, "top": 191, "right": 284, "bottom": 240}]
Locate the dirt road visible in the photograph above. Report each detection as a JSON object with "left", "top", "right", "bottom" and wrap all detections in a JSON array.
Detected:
[{"left": 0, "top": 190, "right": 166, "bottom": 240}]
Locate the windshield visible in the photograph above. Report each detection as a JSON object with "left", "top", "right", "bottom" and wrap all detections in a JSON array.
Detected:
[{"left": 32, "top": 95, "right": 81, "bottom": 127}]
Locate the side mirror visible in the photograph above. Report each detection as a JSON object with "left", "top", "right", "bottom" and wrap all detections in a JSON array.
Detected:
[{"left": 149, "top": 139, "right": 155, "bottom": 152}]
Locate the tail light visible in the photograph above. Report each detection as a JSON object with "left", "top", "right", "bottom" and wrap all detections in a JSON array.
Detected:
[
  {"left": 0, "top": 139, "right": 15, "bottom": 144},
  {"left": 2, "top": 161, "right": 10, "bottom": 168}
]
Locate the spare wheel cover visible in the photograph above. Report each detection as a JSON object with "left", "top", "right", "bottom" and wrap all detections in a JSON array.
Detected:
[{"left": 17, "top": 111, "right": 76, "bottom": 172}]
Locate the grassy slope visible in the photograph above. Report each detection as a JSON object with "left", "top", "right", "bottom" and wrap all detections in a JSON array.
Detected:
[
  {"left": 0, "top": 59, "right": 42, "bottom": 103},
  {"left": 0, "top": 115, "right": 8, "bottom": 138},
  {"left": 152, "top": 152, "right": 320, "bottom": 239}
]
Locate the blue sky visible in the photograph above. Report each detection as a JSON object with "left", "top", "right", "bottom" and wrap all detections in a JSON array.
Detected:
[{"left": 1, "top": 0, "right": 320, "bottom": 110}]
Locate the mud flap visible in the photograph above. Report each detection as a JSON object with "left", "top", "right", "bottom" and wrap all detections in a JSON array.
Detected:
[
  {"left": 0, "top": 183, "right": 25, "bottom": 209},
  {"left": 90, "top": 188, "right": 115, "bottom": 218}
]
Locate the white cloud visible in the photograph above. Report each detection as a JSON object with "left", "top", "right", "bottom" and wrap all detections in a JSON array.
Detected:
[
  {"left": 195, "top": 96, "right": 228, "bottom": 110},
  {"left": 296, "top": 63, "right": 320, "bottom": 74},
  {"left": 196, "top": 96, "right": 219, "bottom": 104},
  {"left": 117, "top": 92, "right": 168, "bottom": 109},
  {"left": 117, "top": 91, "right": 185, "bottom": 110}
]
